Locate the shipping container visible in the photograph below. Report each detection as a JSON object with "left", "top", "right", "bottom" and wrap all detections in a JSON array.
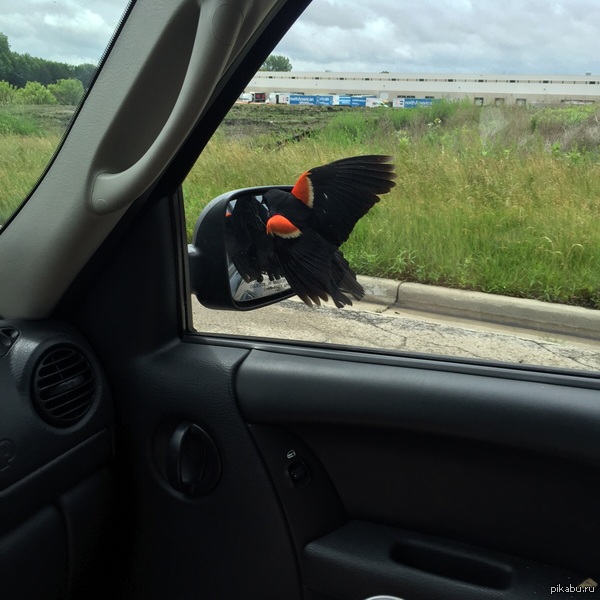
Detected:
[
  {"left": 267, "top": 93, "right": 291, "bottom": 104},
  {"left": 316, "top": 95, "right": 333, "bottom": 106},
  {"left": 288, "top": 94, "right": 378, "bottom": 107},
  {"left": 394, "top": 98, "right": 437, "bottom": 108},
  {"left": 289, "top": 94, "right": 317, "bottom": 105}
]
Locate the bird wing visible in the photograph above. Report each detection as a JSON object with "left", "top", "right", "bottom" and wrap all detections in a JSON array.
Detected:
[
  {"left": 274, "top": 228, "right": 363, "bottom": 308},
  {"left": 290, "top": 155, "right": 396, "bottom": 246}
]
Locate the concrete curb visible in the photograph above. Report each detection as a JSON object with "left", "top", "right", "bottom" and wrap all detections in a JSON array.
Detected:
[{"left": 358, "top": 275, "right": 600, "bottom": 340}]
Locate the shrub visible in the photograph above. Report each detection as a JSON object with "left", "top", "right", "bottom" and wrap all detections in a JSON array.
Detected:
[
  {"left": 15, "top": 81, "right": 57, "bottom": 105},
  {"left": 0, "top": 80, "right": 16, "bottom": 104},
  {"left": 48, "top": 78, "right": 84, "bottom": 105}
]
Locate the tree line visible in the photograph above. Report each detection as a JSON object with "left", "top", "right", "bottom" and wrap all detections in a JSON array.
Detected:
[
  {"left": 0, "top": 36, "right": 291, "bottom": 106},
  {"left": 0, "top": 32, "right": 95, "bottom": 105}
]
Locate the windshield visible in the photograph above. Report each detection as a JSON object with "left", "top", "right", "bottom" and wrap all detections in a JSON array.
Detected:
[{"left": 0, "top": 0, "right": 129, "bottom": 227}]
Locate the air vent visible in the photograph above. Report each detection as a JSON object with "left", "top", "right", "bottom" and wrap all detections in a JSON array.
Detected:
[{"left": 32, "top": 345, "right": 95, "bottom": 427}]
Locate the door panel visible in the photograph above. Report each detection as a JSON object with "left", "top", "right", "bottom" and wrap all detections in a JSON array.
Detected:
[
  {"left": 236, "top": 350, "right": 600, "bottom": 465},
  {"left": 302, "top": 520, "right": 586, "bottom": 600},
  {"left": 235, "top": 348, "right": 600, "bottom": 598},
  {"left": 83, "top": 340, "right": 303, "bottom": 600}
]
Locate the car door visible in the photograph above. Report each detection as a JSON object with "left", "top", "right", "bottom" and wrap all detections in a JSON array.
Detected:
[{"left": 0, "top": 1, "right": 599, "bottom": 599}]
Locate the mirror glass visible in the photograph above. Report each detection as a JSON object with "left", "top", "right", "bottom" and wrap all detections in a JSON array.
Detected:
[{"left": 225, "top": 192, "right": 292, "bottom": 303}]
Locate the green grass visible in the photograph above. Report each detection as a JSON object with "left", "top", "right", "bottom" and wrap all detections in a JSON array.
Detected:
[
  {"left": 185, "top": 102, "right": 600, "bottom": 309},
  {"left": 1, "top": 102, "right": 599, "bottom": 308},
  {"left": 344, "top": 145, "right": 600, "bottom": 308},
  {"left": 0, "top": 106, "right": 68, "bottom": 222},
  {"left": 0, "top": 111, "right": 41, "bottom": 136},
  {"left": 0, "top": 134, "right": 61, "bottom": 222}
]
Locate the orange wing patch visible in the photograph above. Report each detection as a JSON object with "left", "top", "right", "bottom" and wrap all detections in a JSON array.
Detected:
[
  {"left": 291, "top": 171, "right": 314, "bottom": 207},
  {"left": 266, "top": 215, "right": 302, "bottom": 238}
]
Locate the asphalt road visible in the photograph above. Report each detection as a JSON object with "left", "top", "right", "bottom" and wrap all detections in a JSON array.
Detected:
[{"left": 192, "top": 297, "right": 600, "bottom": 372}]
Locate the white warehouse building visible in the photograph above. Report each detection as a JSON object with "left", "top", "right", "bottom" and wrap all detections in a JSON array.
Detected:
[{"left": 246, "top": 72, "right": 600, "bottom": 106}]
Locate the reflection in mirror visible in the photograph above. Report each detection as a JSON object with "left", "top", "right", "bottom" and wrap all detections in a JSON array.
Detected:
[{"left": 225, "top": 193, "right": 291, "bottom": 303}]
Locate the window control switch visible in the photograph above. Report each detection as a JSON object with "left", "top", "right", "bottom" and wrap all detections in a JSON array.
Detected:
[{"left": 287, "top": 460, "right": 309, "bottom": 487}]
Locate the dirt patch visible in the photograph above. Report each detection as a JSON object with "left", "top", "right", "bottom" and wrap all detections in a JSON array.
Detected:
[{"left": 219, "top": 103, "right": 341, "bottom": 141}]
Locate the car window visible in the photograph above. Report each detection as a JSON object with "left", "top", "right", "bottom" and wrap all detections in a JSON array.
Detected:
[
  {"left": 186, "top": 0, "right": 600, "bottom": 372},
  {"left": 0, "top": 1, "right": 129, "bottom": 227}
]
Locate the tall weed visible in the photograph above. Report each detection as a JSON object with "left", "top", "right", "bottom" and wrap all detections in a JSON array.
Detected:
[
  {"left": 1, "top": 103, "right": 598, "bottom": 308},
  {"left": 186, "top": 103, "right": 600, "bottom": 308}
]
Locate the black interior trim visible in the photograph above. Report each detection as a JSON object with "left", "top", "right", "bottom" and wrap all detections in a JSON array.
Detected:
[
  {"left": 303, "top": 521, "right": 588, "bottom": 600},
  {"left": 0, "top": 430, "right": 112, "bottom": 536},
  {"left": 247, "top": 424, "right": 347, "bottom": 558},
  {"left": 184, "top": 333, "right": 600, "bottom": 390},
  {"left": 0, "top": 505, "right": 67, "bottom": 600},
  {"left": 236, "top": 350, "right": 600, "bottom": 465},
  {"left": 236, "top": 348, "right": 600, "bottom": 579}
]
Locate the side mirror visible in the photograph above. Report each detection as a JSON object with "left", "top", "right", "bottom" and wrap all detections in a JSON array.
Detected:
[
  {"left": 188, "top": 187, "right": 295, "bottom": 310},
  {"left": 189, "top": 156, "right": 395, "bottom": 311}
]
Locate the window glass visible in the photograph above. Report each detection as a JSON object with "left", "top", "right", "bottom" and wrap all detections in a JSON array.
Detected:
[
  {"left": 186, "top": 0, "right": 600, "bottom": 372},
  {"left": 0, "top": 0, "right": 129, "bottom": 226}
]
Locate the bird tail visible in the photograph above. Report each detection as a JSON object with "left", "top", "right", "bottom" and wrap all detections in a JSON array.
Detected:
[{"left": 329, "top": 251, "right": 365, "bottom": 307}]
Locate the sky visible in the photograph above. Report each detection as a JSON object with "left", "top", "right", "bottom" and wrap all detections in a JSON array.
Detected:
[
  {"left": 0, "top": 0, "right": 127, "bottom": 65},
  {"left": 0, "top": 0, "right": 598, "bottom": 75}
]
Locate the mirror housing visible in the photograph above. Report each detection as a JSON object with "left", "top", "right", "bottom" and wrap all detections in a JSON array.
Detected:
[{"left": 188, "top": 187, "right": 295, "bottom": 310}]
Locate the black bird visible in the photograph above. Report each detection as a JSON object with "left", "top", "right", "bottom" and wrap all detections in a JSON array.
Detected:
[
  {"left": 227, "top": 155, "right": 396, "bottom": 307},
  {"left": 225, "top": 195, "right": 282, "bottom": 284}
]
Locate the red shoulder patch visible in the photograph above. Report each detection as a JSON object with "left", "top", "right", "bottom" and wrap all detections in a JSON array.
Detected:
[
  {"left": 266, "top": 215, "right": 301, "bottom": 238},
  {"left": 291, "top": 171, "right": 314, "bottom": 207}
]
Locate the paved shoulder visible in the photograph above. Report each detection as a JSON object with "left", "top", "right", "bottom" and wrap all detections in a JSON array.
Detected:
[{"left": 192, "top": 298, "right": 600, "bottom": 372}]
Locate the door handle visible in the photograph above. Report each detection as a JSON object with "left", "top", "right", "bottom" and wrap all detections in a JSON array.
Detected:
[{"left": 166, "top": 421, "right": 221, "bottom": 496}]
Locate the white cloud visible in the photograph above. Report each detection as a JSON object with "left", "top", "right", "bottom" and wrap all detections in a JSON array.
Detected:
[
  {"left": 0, "top": 0, "right": 598, "bottom": 75},
  {"left": 0, "top": 0, "right": 125, "bottom": 64},
  {"left": 275, "top": 0, "right": 600, "bottom": 75}
]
